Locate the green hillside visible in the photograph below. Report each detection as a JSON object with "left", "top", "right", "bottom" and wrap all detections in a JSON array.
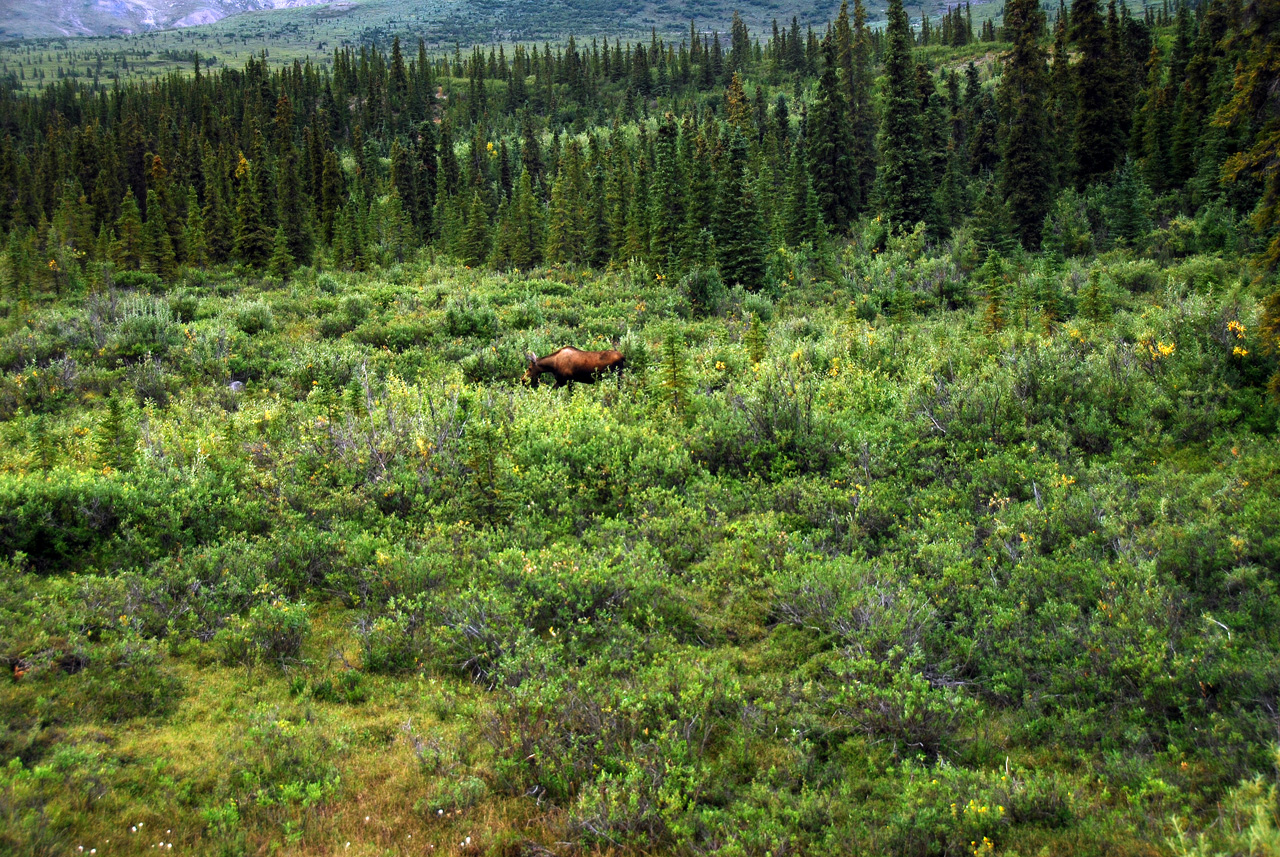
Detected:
[
  {"left": 2, "top": 0, "right": 1280, "bottom": 854},
  {"left": 0, "top": 0, "right": 1008, "bottom": 89}
]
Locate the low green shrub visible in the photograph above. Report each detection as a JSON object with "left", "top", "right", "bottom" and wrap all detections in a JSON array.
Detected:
[{"left": 216, "top": 596, "right": 309, "bottom": 668}]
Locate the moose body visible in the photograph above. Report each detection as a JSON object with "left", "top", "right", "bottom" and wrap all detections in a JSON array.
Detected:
[{"left": 523, "top": 347, "right": 625, "bottom": 388}]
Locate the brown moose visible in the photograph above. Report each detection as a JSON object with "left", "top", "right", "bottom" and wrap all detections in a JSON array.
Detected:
[{"left": 522, "top": 347, "right": 625, "bottom": 388}]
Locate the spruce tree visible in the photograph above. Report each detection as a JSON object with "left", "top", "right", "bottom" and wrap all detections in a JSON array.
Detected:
[
  {"left": 183, "top": 187, "right": 208, "bottom": 267},
  {"left": 509, "top": 168, "right": 545, "bottom": 270},
  {"left": 319, "top": 148, "right": 344, "bottom": 245},
  {"left": 981, "top": 250, "right": 1008, "bottom": 333},
  {"left": 545, "top": 147, "right": 589, "bottom": 266},
  {"left": 850, "top": 0, "right": 877, "bottom": 205},
  {"left": 972, "top": 175, "right": 1017, "bottom": 254},
  {"left": 1071, "top": 0, "right": 1123, "bottom": 186},
  {"left": 875, "top": 0, "right": 931, "bottom": 230},
  {"left": 459, "top": 192, "right": 490, "bottom": 267},
  {"left": 141, "top": 189, "right": 177, "bottom": 280},
  {"left": 233, "top": 155, "right": 271, "bottom": 267},
  {"left": 97, "top": 393, "right": 133, "bottom": 472},
  {"left": 809, "top": 37, "right": 858, "bottom": 232},
  {"left": 658, "top": 325, "right": 693, "bottom": 417},
  {"left": 586, "top": 146, "right": 612, "bottom": 268},
  {"left": 624, "top": 156, "right": 652, "bottom": 262},
  {"left": 680, "top": 127, "right": 716, "bottom": 268},
  {"left": 1106, "top": 157, "right": 1150, "bottom": 246},
  {"left": 1078, "top": 267, "right": 1110, "bottom": 322},
  {"left": 1048, "top": 5, "right": 1077, "bottom": 186},
  {"left": 724, "top": 72, "right": 752, "bottom": 133},
  {"left": 276, "top": 144, "right": 310, "bottom": 265},
  {"left": 268, "top": 224, "right": 295, "bottom": 278},
  {"left": 1215, "top": 0, "right": 1280, "bottom": 272},
  {"left": 784, "top": 138, "right": 825, "bottom": 246},
  {"left": 745, "top": 312, "right": 767, "bottom": 363},
  {"left": 999, "top": 0, "right": 1054, "bottom": 246},
  {"left": 716, "top": 133, "right": 768, "bottom": 291},
  {"left": 112, "top": 189, "right": 144, "bottom": 269},
  {"left": 649, "top": 114, "right": 682, "bottom": 268}
]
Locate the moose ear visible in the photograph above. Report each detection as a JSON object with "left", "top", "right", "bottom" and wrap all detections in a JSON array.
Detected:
[{"left": 526, "top": 351, "right": 537, "bottom": 364}]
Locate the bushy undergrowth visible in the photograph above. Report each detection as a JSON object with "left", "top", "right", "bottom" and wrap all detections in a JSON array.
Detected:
[{"left": 0, "top": 241, "right": 1277, "bottom": 855}]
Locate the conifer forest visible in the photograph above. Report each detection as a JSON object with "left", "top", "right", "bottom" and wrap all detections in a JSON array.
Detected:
[{"left": 1, "top": 0, "right": 1280, "bottom": 853}]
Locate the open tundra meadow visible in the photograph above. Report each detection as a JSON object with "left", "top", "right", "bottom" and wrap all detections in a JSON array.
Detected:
[{"left": 1, "top": 0, "right": 1280, "bottom": 853}]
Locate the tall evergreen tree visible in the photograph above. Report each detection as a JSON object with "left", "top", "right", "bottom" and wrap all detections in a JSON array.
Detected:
[
  {"left": 784, "top": 137, "right": 825, "bottom": 246},
  {"left": 999, "top": 0, "right": 1054, "bottom": 246},
  {"left": 508, "top": 169, "right": 545, "bottom": 270},
  {"left": 875, "top": 0, "right": 931, "bottom": 229},
  {"left": 1216, "top": 0, "right": 1280, "bottom": 272},
  {"left": 112, "top": 188, "right": 144, "bottom": 270},
  {"left": 141, "top": 189, "right": 177, "bottom": 280},
  {"left": 459, "top": 192, "right": 490, "bottom": 267},
  {"left": 649, "top": 115, "right": 683, "bottom": 268},
  {"left": 233, "top": 154, "right": 271, "bottom": 267},
  {"left": 277, "top": 145, "right": 310, "bottom": 265},
  {"left": 1071, "top": 0, "right": 1123, "bottom": 186},
  {"left": 849, "top": 0, "right": 878, "bottom": 207},
  {"left": 183, "top": 186, "right": 208, "bottom": 268},
  {"left": 809, "top": 37, "right": 858, "bottom": 232},
  {"left": 716, "top": 132, "right": 768, "bottom": 291}
]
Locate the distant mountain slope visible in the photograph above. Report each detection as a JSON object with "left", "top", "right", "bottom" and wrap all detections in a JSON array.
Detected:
[
  {"left": 0, "top": 0, "right": 905, "bottom": 43},
  {"left": 0, "top": 0, "right": 330, "bottom": 39}
]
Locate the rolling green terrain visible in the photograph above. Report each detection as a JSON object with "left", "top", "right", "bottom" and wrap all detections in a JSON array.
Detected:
[
  {"left": 3, "top": 240, "right": 1279, "bottom": 857},
  {"left": 0, "top": 0, "right": 1006, "bottom": 91},
  {"left": 2, "top": 0, "right": 1280, "bottom": 853}
]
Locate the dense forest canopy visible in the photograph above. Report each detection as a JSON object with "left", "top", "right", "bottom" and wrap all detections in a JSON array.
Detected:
[
  {"left": 0, "top": 0, "right": 1274, "bottom": 289},
  {"left": 1, "top": 0, "right": 1280, "bottom": 855}
]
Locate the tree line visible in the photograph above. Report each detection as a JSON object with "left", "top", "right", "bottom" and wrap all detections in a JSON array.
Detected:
[{"left": 0, "top": 0, "right": 1277, "bottom": 300}]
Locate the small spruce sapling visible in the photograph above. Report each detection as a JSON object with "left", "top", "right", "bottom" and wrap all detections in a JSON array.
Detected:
[
  {"left": 659, "top": 326, "right": 693, "bottom": 417},
  {"left": 1078, "top": 267, "right": 1111, "bottom": 323},
  {"left": 981, "top": 250, "right": 1008, "bottom": 333}
]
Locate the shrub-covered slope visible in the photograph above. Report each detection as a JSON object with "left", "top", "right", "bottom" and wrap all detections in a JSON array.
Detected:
[{"left": 0, "top": 242, "right": 1278, "bottom": 855}]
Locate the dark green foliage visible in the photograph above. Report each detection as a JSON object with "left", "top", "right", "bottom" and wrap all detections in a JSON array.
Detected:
[
  {"left": 717, "top": 179, "right": 768, "bottom": 292},
  {"left": 808, "top": 38, "right": 857, "bottom": 232},
  {"left": 233, "top": 156, "right": 271, "bottom": 268},
  {"left": 971, "top": 175, "right": 1017, "bottom": 254},
  {"left": 1071, "top": 0, "right": 1124, "bottom": 186},
  {"left": 783, "top": 137, "right": 825, "bottom": 247},
  {"left": 745, "top": 312, "right": 767, "bottom": 363},
  {"left": 1041, "top": 187, "right": 1095, "bottom": 256},
  {"left": 459, "top": 192, "right": 490, "bottom": 268},
  {"left": 111, "top": 189, "right": 143, "bottom": 269},
  {"left": 97, "top": 393, "right": 133, "bottom": 473},
  {"left": 1078, "top": 266, "right": 1110, "bottom": 322},
  {"left": 1, "top": 12, "right": 1280, "bottom": 856},
  {"left": 268, "top": 225, "right": 295, "bottom": 279},
  {"left": 875, "top": 0, "right": 931, "bottom": 230},
  {"left": 658, "top": 325, "right": 692, "bottom": 415},
  {"left": 141, "top": 189, "right": 177, "bottom": 281},
  {"left": 1105, "top": 157, "right": 1151, "bottom": 246},
  {"left": 980, "top": 249, "right": 1009, "bottom": 331},
  {"left": 999, "top": 0, "right": 1054, "bottom": 246}
]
